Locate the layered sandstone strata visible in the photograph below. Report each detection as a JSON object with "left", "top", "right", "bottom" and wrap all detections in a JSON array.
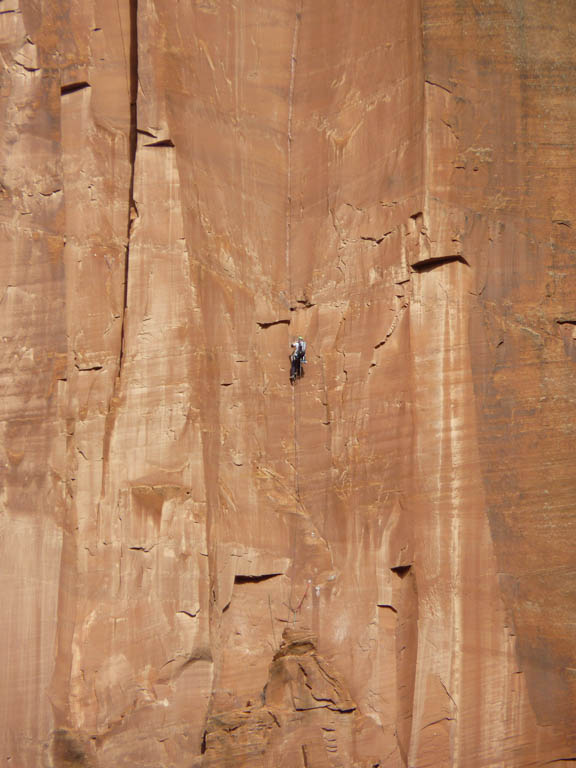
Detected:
[{"left": 1, "top": 0, "right": 575, "bottom": 766}]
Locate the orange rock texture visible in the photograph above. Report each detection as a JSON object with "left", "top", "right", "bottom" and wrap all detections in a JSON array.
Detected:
[{"left": 1, "top": 0, "right": 576, "bottom": 766}]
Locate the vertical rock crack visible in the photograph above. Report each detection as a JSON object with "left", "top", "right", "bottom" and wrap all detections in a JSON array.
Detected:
[
  {"left": 285, "top": 0, "right": 301, "bottom": 306},
  {"left": 287, "top": 1, "right": 303, "bottom": 502},
  {"left": 117, "top": 0, "right": 139, "bottom": 382}
]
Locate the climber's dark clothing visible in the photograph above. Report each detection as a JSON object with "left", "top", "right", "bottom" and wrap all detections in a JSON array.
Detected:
[{"left": 290, "top": 353, "right": 302, "bottom": 381}]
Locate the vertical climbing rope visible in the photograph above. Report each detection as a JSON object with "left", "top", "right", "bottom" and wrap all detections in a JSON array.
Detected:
[
  {"left": 286, "top": 0, "right": 302, "bottom": 501},
  {"left": 293, "top": 371, "right": 300, "bottom": 498},
  {"left": 319, "top": 356, "right": 332, "bottom": 541},
  {"left": 285, "top": 0, "right": 304, "bottom": 629}
]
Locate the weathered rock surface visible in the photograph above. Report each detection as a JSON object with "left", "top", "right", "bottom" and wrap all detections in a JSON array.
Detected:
[{"left": 1, "top": 0, "right": 576, "bottom": 765}]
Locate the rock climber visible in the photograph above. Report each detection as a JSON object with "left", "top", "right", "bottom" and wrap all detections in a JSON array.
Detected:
[{"left": 290, "top": 336, "right": 307, "bottom": 383}]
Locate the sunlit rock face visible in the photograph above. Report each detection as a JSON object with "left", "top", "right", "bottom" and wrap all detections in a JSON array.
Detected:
[{"left": 1, "top": 0, "right": 575, "bottom": 766}]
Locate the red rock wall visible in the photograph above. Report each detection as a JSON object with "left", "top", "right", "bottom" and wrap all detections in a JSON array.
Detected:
[{"left": 1, "top": 0, "right": 575, "bottom": 766}]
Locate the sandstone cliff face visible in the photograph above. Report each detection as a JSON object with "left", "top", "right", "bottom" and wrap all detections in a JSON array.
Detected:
[{"left": 1, "top": 0, "right": 576, "bottom": 766}]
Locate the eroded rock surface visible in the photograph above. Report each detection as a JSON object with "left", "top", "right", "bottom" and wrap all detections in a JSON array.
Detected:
[{"left": 1, "top": 0, "right": 576, "bottom": 766}]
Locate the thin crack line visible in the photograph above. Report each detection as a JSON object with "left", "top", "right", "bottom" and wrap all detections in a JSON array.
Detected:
[
  {"left": 287, "top": 1, "right": 303, "bottom": 628},
  {"left": 287, "top": 0, "right": 302, "bottom": 499},
  {"left": 100, "top": 0, "right": 138, "bottom": 498},
  {"left": 285, "top": 0, "right": 301, "bottom": 308},
  {"left": 116, "top": 0, "right": 139, "bottom": 383}
]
